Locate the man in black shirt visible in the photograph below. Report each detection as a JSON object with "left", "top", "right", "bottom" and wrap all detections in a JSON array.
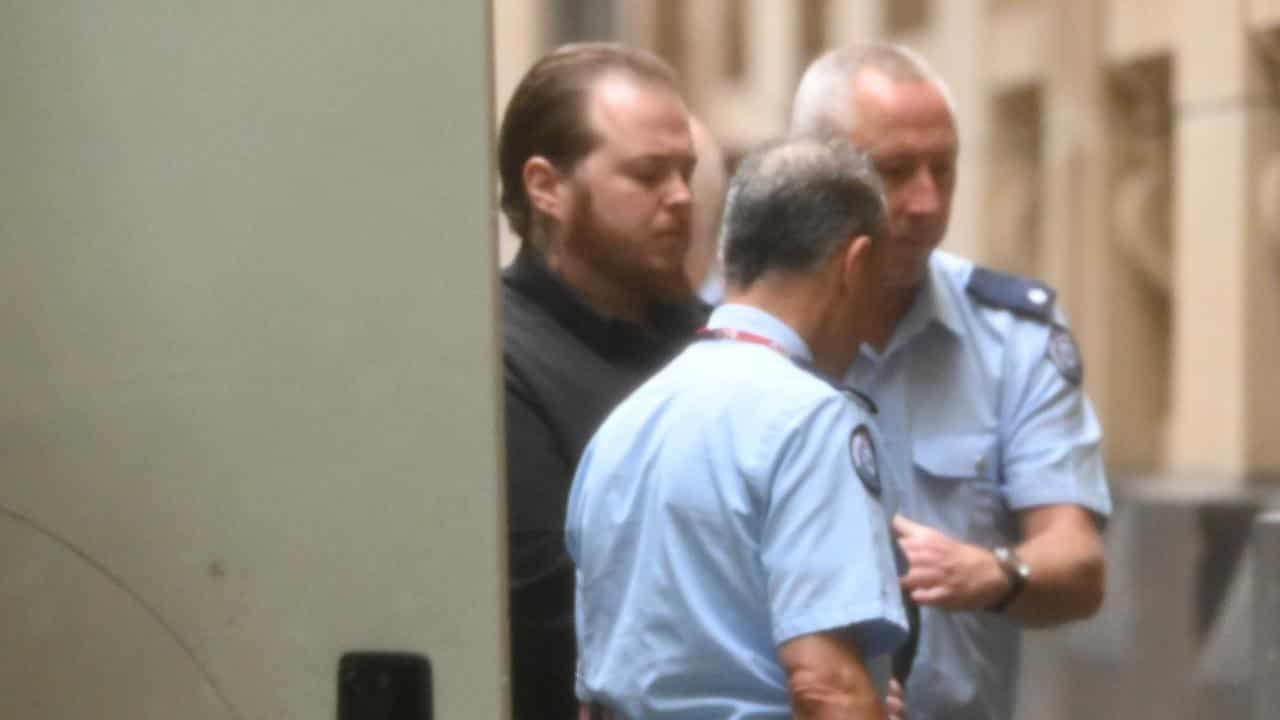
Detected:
[{"left": 496, "top": 43, "right": 707, "bottom": 719}]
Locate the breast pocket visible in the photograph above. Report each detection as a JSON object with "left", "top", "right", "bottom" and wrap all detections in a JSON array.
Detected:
[{"left": 909, "top": 434, "right": 1006, "bottom": 545}]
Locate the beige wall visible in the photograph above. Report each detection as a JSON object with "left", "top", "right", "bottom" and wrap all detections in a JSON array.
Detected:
[{"left": 1, "top": 2, "right": 506, "bottom": 718}]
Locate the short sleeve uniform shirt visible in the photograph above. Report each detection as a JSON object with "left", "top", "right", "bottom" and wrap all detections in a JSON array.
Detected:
[
  {"left": 568, "top": 304, "right": 908, "bottom": 719},
  {"left": 843, "top": 250, "right": 1112, "bottom": 720}
]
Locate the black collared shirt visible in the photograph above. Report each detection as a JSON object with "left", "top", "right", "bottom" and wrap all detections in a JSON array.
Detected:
[{"left": 502, "top": 247, "right": 706, "bottom": 720}]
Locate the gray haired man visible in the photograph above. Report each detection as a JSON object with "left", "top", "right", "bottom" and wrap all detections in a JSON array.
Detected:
[{"left": 790, "top": 43, "right": 1111, "bottom": 720}]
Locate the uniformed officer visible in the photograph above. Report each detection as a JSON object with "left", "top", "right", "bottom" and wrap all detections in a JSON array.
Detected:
[
  {"left": 791, "top": 43, "right": 1111, "bottom": 720},
  {"left": 567, "top": 137, "right": 908, "bottom": 719}
]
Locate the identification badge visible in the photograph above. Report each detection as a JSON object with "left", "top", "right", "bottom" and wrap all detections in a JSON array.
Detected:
[
  {"left": 850, "top": 425, "right": 881, "bottom": 497},
  {"left": 1047, "top": 326, "right": 1083, "bottom": 386}
]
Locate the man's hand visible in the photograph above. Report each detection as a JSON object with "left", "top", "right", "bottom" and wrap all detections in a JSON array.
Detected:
[
  {"left": 885, "top": 678, "right": 907, "bottom": 720},
  {"left": 892, "top": 515, "right": 1008, "bottom": 611}
]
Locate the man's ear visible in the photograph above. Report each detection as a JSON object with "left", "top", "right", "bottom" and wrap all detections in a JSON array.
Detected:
[
  {"left": 523, "top": 156, "right": 569, "bottom": 223},
  {"left": 840, "top": 234, "right": 873, "bottom": 290}
]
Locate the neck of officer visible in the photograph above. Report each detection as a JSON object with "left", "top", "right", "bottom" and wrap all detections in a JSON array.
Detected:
[
  {"left": 725, "top": 274, "right": 859, "bottom": 378},
  {"left": 865, "top": 281, "right": 917, "bottom": 351}
]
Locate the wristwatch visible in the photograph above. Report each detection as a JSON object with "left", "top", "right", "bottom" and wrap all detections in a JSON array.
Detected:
[{"left": 986, "top": 546, "right": 1031, "bottom": 613}]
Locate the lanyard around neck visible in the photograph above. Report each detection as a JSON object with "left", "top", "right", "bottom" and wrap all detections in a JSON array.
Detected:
[
  {"left": 697, "top": 327, "right": 878, "bottom": 415},
  {"left": 696, "top": 327, "right": 795, "bottom": 359}
]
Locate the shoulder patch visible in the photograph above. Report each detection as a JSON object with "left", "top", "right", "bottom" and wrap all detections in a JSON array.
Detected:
[
  {"left": 1047, "top": 325, "right": 1084, "bottom": 385},
  {"left": 849, "top": 425, "right": 881, "bottom": 498},
  {"left": 966, "top": 266, "right": 1056, "bottom": 323}
]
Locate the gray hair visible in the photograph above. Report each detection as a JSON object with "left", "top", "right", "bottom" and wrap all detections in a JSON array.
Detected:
[
  {"left": 720, "top": 136, "right": 886, "bottom": 288},
  {"left": 790, "top": 42, "right": 956, "bottom": 137}
]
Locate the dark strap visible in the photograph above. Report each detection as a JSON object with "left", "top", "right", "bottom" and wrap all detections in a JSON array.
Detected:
[{"left": 892, "top": 592, "right": 922, "bottom": 682}]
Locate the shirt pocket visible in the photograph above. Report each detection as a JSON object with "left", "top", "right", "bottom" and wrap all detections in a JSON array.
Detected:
[{"left": 910, "top": 434, "right": 1005, "bottom": 545}]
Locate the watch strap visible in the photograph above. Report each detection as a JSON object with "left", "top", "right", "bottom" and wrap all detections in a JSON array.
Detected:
[{"left": 987, "top": 546, "right": 1029, "bottom": 613}]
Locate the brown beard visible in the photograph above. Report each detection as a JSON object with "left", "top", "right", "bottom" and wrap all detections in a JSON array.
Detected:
[{"left": 563, "top": 185, "right": 693, "bottom": 305}]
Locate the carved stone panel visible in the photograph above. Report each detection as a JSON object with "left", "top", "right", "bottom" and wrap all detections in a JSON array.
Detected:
[
  {"left": 1104, "top": 56, "right": 1174, "bottom": 469},
  {"left": 1110, "top": 59, "right": 1174, "bottom": 296}
]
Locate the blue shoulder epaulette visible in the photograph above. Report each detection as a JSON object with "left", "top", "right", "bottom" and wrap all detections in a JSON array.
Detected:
[{"left": 966, "top": 266, "right": 1056, "bottom": 323}]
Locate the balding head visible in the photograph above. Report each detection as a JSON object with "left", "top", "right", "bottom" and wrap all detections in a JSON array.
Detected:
[
  {"left": 790, "top": 43, "right": 960, "bottom": 291},
  {"left": 790, "top": 42, "right": 955, "bottom": 139}
]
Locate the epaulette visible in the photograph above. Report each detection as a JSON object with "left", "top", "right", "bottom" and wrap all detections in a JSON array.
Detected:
[{"left": 966, "top": 266, "right": 1056, "bottom": 323}]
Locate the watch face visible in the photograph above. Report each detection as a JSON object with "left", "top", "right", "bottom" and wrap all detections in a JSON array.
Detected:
[
  {"left": 987, "top": 546, "right": 1030, "bottom": 613},
  {"left": 995, "top": 547, "right": 1030, "bottom": 580}
]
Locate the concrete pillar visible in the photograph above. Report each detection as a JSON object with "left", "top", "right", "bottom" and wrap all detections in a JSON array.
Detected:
[
  {"left": 978, "top": 0, "right": 1047, "bottom": 278},
  {"left": 744, "top": 0, "right": 801, "bottom": 138},
  {"left": 928, "top": 0, "right": 985, "bottom": 262},
  {"left": 493, "top": 0, "right": 548, "bottom": 113},
  {"left": 1251, "top": 0, "right": 1280, "bottom": 28},
  {"left": 1039, "top": 0, "right": 1109, "bottom": 394},
  {"left": 1099, "top": 54, "right": 1175, "bottom": 472},
  {"left": 1168, "top": 0, "right": 1280, "bottom": 478},
  {"left": 1103, "top": 0, "right": 1172, "bottom": 60},
  {"left": 615, "top": 0, "right": 657, "bottom": 50},
  {"left": 493, "top": 0, "right": 549, "bottom": 266},
  {"left": 826, "top": 0, "right": 883, "bottom": 46}
]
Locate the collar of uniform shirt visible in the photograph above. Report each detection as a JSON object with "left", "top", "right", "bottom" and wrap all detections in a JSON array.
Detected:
[
  {"left": 874, "top": 256, "right": 966, "bottom": 361},
  {"left": 705, "top": 303, "right": 813, "bottom": 363}
]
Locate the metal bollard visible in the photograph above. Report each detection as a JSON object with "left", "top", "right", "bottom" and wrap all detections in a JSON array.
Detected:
[{"left": 1254, "top": 512, "right": 1280, "bottom": 720}]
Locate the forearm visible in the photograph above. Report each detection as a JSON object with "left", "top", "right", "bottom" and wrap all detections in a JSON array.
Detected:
[
  {"left": 782, "top": 633, "right": 886, "bottom": 720},
  {"left": 792, "top": 694, "right": 884, "bottom": 720},
  {"left": 790, "top": 671, "right": 885, "bottom": 720},
  {"left": 1004, "top": 505, "right": 1105, "bottom": 627},
  {"left": 894, "top": 506, "right": 1105, "bottom": 624}
]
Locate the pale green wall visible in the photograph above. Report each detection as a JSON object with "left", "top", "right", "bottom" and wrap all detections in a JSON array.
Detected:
[{"left": 0, "top": 2, "right": 505, "bottom": 717}]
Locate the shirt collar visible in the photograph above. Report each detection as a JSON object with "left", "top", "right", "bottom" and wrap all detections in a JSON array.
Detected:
[
  {"left": 881, "top": 253, "right": 965, "bottom": 357},
  {"left": 706, "top": 303, "right": 813, "bottom": 363}
]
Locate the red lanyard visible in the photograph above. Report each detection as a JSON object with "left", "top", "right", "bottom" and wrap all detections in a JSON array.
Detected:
[
  {"left": 699, "top": 327, "right": 877, "bottom": 413},
  {"left": 696, "top": 327, "right": 794, "bottom": 359}
]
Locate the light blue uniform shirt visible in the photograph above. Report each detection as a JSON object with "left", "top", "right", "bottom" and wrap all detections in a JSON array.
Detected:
[
  {"left": 567, "top": 304, "right": 908, "bottom": 719},
  {"left": 844, "top": 250, "right": 1112, "bottom": 720}
]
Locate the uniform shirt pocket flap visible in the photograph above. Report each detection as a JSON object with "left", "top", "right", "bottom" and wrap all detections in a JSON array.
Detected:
[{"left": 912, "top": 434, "right": 995, "bottom": 481}]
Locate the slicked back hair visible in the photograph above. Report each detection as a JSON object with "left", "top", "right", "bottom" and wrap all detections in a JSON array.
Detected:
[
  {"left": 497, "top": 43, "right": 678, "bottom": 242},
  {"left": 721, "top": 136, "right": 886, "bottom": 288}
]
